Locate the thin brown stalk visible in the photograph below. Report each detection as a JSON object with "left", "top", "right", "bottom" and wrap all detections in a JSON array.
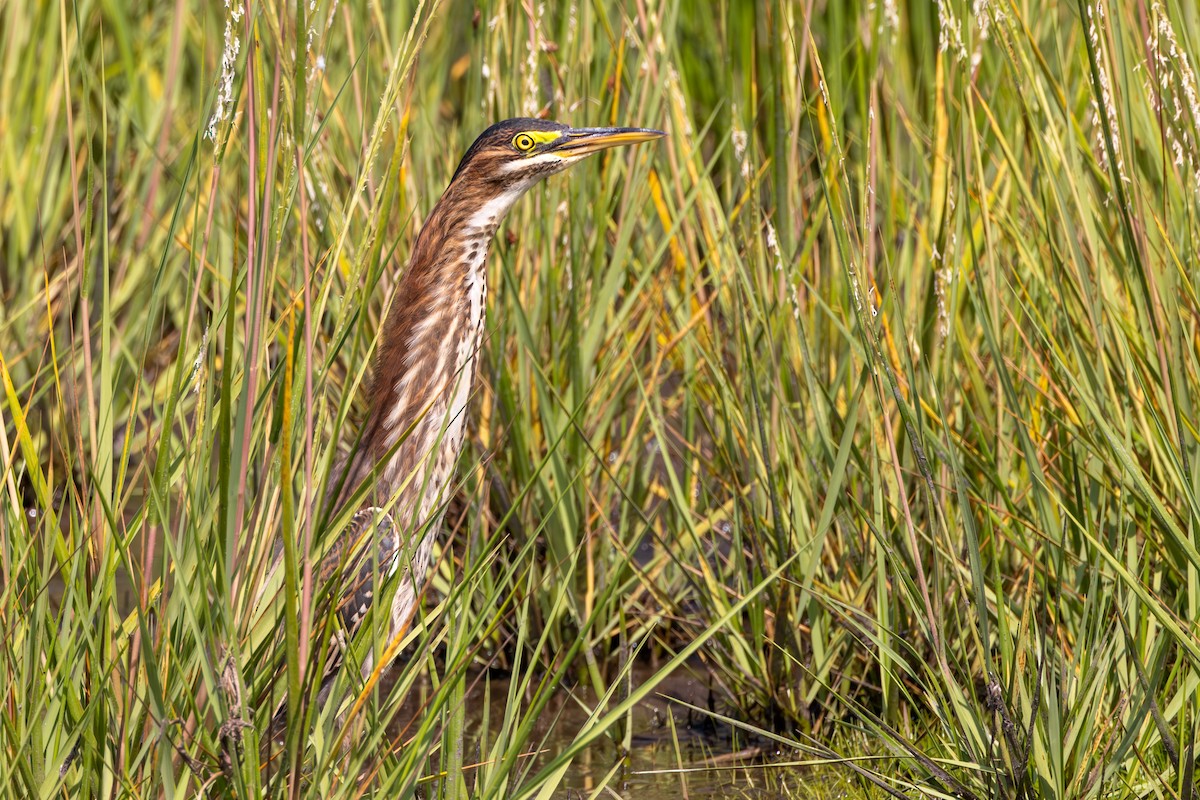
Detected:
[
  {"left": 233, "top": 0, "right": 259, "bottom": 568},
  {"left": 135, "top": 0, "right": 188, "bottom": 252},
  {"left": 56, "top": 0, "right": 101, "bottom": 566},
  {"left": 295, "top": 81, "right": 316, "bottom": 700}
]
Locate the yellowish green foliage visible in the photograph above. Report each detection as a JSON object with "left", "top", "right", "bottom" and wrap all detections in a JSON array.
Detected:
[{"left": 1, "top": 0, "right": 1199, "bottom": 798}]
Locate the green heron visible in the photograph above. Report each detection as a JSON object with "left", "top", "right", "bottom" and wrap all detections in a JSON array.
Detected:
[{"left": 311, "top": 118, "right": 665, "bottom": 702}]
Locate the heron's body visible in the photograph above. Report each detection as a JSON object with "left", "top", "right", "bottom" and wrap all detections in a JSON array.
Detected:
[
  {"left": 318, "top": 118, "right": 664, "bottom": 680},
  {"left": 324, "top": 172, "right": 509, "bottom": 636}
]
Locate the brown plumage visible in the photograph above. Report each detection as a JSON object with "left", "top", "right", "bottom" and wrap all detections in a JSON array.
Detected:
[{"left": 317, "top": 118, "right": 665, "bottom": 684}]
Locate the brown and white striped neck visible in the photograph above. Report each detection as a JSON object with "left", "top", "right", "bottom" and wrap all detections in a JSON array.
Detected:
[{"left": 342, "top": 179, "right": 524, "bottom": 524}]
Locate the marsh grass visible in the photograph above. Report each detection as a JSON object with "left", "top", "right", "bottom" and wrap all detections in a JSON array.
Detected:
[{"left": 2, "top": 0, "right": 1200, "bottom": 797}]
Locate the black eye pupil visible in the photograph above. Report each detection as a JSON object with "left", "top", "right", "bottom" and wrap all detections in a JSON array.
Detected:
[{"left": 517, "top": 135, "right": 532, "bottom": 150}]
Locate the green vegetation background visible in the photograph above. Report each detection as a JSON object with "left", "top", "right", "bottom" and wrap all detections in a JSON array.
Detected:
[{"left": 2, "top": 0, "right": 1199, "bottom": 797}]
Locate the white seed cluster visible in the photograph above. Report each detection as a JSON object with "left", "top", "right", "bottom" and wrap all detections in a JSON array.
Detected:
[
  {"left": 522, "top": 5, "right": 544, "bottom": 117},
  {"left": 970, "top": 0, "right": 993, "bottom": 70},
  {"left": 936, "top": 257, "right": 955, "bottom": 340},
  {"left": 1147, "top": 3, "right": 1200, "bottom": 192},
  {"left": 205, "top": 0, "right": 244, "bottom": 144},
  {"left": 883, "top": 0, "right": 901, "bottom": 43},
  {"left": 937, "top": 0, "right": 968, "bottom": 63},
  {"left": 305, "top": 1, "right": 337, "bottom": 85},
  {"left": 191, "top": 326, "right": 209, "bottom": 395},
  {"left": 973, "top": 0, "right": 990, "bottom": 42},
  {"left": 731, "top": 114, "right": 752, "bottom": 183},
  {"left": 868, "top": 0, "right": 897, "bottom": 43},
  {"left": 1087, "top": 0, "right": 1128, "bottom": 193},
  {"left": 731, "top": 128, "right": 747, "bottom": 162}
]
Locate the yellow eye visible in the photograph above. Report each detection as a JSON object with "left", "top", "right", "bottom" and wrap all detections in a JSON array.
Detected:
[{"left": 513, "top": 133, "right": 536, "bottom": 152}]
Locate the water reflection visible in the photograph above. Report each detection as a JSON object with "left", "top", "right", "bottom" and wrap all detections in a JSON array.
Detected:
[{"left": 380, "top": 662, "right": 805, "bottom": 799}]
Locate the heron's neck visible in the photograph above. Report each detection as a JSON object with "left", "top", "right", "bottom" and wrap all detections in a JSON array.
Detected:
[{"left": 347, "top": 184, "right": 523, "bottom": 518}]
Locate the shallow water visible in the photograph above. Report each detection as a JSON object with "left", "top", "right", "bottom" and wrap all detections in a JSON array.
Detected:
[
  {"left": 35, "top": 538, "right": 812, "bottom": 796},
  {"left": 383, "top": 662, "right": 811, "bottom": 799}
]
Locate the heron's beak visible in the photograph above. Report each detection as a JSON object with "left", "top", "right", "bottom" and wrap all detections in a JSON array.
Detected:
[{"left": 553, "top": 127, "right": 667, "bottom": 158}]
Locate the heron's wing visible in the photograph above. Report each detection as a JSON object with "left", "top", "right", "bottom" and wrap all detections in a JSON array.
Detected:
[
  {"left": 320, "top": 507, "right": 400, "bottom": 637},
  {"left": 266, "top": 507, "right": 398, "bottom": 744}
]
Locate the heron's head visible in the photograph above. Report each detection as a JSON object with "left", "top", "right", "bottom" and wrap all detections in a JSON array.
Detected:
[{"left": 449, "top": 118, "right": 665, "bottom": 201}]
